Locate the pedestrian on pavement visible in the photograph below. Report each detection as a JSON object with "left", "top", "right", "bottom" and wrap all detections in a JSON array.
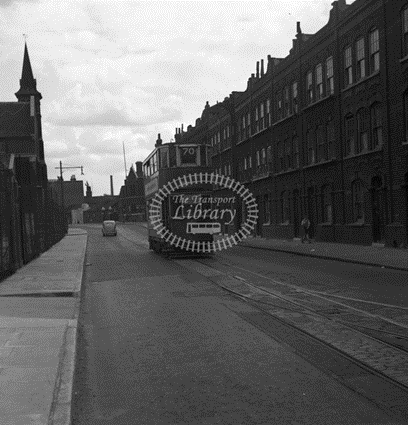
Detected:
[{"left": 301, "top": 216, "right": 311, "bottom": 243}]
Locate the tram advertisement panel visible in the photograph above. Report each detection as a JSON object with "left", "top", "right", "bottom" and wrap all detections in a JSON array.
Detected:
[{"left": 169, "top": 192, "right": 237, "bottom": 238}]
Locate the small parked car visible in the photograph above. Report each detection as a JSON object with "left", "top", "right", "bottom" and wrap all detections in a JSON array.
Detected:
[{"left": 102, "top": 220, "right": 117, "bottom": 236}]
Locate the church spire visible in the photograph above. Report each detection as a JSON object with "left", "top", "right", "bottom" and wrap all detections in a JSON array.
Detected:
[{"left": 15, "top": 42, "right": 42, "bottom": 101}]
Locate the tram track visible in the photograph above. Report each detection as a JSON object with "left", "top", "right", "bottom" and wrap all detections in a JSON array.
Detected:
[
  {"left": 186, "top": 257, "right": 408, "bottom": 389},
  {"left": 117, "top": 227, "right": 408, "bottom": 397}
]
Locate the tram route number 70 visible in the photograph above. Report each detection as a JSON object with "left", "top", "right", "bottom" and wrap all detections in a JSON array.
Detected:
[{"left": 180, "top": 146, "right": 197, "bottom": 164}]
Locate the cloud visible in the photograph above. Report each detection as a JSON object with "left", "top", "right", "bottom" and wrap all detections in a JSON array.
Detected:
[
  {"left": 45, "top": 82, "right": 183, "bottom": 127},
  {"left": 44, "top": 139, "right": 68, "bottom": 153}
]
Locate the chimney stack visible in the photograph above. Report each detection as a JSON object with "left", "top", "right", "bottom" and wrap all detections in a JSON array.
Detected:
[
  {"left": 155, "top": 133, "right": 162, "bottom": 147},
  {"left": 261, "top": 59, "right": 264, "bottom": 76},
  {"left": 256, "top": 61, "right": 259, "bottom": 79},
  {"left": 136, "top": 161, "right": 143, "bottom": 178},
  {"left": 110, "top": 175, "right": 114, "bottom": 196}
]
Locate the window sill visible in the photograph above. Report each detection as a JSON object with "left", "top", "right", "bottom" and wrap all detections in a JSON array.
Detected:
[
  {"left": 236, "top": 137, "right": 250, "bottom": 146},
  {"left": 280, "top": 221, "right": 290, "bottom": 226},
  {"left": 319, "top": 222, "right": 333, "bottom": 226},
  {"left": 399, "top": 54, "right": 408, "bottom": 64},
  {"left": 273, "top": 113, "right": 297, "bottom": 126},
  {"left": 342, "top": 70, "right": 380, "bottom": 93},
  {"left": 303, "top": 158, "right": 336, "bottom": 169},
  {"left": 237, "top": 126, "right": 271, "bottom": 145},
  {"left": 251, "top": 126, "right": 271, "bottom": 138},
  {"left": 344, "top": 146, "right": 383, "bottom": 159},
  {"left": 274, "top": 167, "right": 300, "bottom": 176},
  {"left": 303, "top": 94, "right": 334, "bottom": 111},
  {"left": 263, "top": 222, "right": 271, "bottom": 226},
  {"left": 347, "top": 221, "right": 365, "bottom": 227},
  {"left": 402, "top": 140, "right": 408, "bottom": 145}
]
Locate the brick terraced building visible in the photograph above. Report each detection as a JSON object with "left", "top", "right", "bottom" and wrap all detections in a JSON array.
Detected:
[{"left": 173, "top": 0, "right": 408, "bottom": 247}]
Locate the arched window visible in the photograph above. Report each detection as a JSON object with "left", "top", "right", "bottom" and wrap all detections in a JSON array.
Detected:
[
  {"left": 352, "top": 180, "right": 365, "bottom": 222},
  {"left": 293, "top": 137, "right": 299, "bottom": 168},
  {"left": 316, "top": 125, "right": 326, "bottom": 162},
  {"left": 321, "top": 185, "right": 332, "bottom": 223},
  {"left": 267, "top": 145, "right": 272, "bottom": 164},
  {"left": 356, "top": 108, "right": 368, "bottom": 153},
  {"left": 370, "top": 103, "right": 383, "bottom": 149},
  {"left": 277, "top": 141, "right": 284, "bottom": 172},
  {"left": 281, "top": 191, "right": 290, "bottom": 224},
  {"left": 307, "top": 130, "right": 315, "bottom": 165},
  {"left": 327, "top": 119, "right": 335, "bottom": 159},
  {"left": 345, "top": 114, "right": 354, "bottom": 156},
  {"left": 285, "top": 138, "right": 292, "bottom": 169}
]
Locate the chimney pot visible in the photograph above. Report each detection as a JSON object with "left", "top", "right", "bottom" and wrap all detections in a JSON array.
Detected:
[
  {"left": 256, "top": 61, "right": 259, "bottom": 79},
  {"left": 110, "top": 175, "right": 114, "bottom": 196},
  {"left": 261, "top": 59, "right": 264, "bottom": 76},
  {"left": 155, "top": 133, "right": 162, "bottom": 147}
]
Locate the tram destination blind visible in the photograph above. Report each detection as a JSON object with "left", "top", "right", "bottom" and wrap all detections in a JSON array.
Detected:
[{"left": 180, "top": 146, "right": 198, "bottom": 165}]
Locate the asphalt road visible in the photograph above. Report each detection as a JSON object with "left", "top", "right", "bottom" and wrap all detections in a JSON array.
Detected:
[{"left": 71, "top": 224, "right": 404, "bottom": 424}]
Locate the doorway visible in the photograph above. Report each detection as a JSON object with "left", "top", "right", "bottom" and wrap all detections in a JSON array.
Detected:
[
  {"left": 293, "top": 189, "right": 300, "bottom": 237},
  {"left": 307, "top": 187, "right": 315, "bottom": 239}
]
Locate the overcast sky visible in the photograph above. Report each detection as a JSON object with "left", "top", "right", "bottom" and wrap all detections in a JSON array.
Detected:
[{"left": 0, "top": 0, "right": 355, "bottom": 196}]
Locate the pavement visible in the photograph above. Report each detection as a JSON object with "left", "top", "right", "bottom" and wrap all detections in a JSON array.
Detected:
[
  {"left": 0, "top": 227, "right": 88, "bottom": 425},
  {"left": 131, "top": 222, "right": 408, "bottom": 271}
]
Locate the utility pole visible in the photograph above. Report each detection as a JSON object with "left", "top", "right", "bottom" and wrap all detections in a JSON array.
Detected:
[
  {"left": 55, "top": 162, "right": 84, "bottom": 229},
  {"left": 122, "top": 141, "right": 128, "bottom": 179}
]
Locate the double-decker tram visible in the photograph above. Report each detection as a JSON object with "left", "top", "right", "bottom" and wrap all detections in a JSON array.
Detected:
[{"left": 143, "top": 138, "right": 215, "bottom": 257}]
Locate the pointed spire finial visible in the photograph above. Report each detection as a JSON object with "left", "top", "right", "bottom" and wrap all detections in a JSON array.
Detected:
[{"left": 15, "top": 38, "right": 42, "bottom": 101}]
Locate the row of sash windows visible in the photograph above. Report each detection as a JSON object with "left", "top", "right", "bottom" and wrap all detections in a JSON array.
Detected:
[
  {"left": 238, "top": 100, "right": 271, "bottom": 142},
  {"left": 344, "top": 29, "right": 380, "bottom": 88},
  {"left": 215, "top": 165, "right": 231, "bottom": 176},
  {"left": 344, "top": 103, "right": 383, "bottom": 157},
  {"left": 210, "top": 125, "right": 231, "bottom": 150},
  {"left": 306, "top": 57, "right": 334, "bottom": 106}
]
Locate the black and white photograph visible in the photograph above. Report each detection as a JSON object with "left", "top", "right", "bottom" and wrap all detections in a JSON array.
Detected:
[{"left": 0, "top": 0, "right": 408, "bottom": 423}]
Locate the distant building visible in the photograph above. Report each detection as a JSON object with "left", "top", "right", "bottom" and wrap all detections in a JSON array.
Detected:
[
  {"left": 119, "top": 161, "right": 146, "bottom": 222},
  {"left": 48, "top": 175, "right": 84, "bottom": 224},
  {"left": 83, "top": 182, "right": 120, "bottom": 223}
]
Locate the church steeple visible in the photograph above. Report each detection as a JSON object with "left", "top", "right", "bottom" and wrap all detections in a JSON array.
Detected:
[{"left": 15, "top": 42, "right": 42, "bottom": 102}]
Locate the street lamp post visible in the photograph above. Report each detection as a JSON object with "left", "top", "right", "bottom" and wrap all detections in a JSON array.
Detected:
[
  {"left": 108, "top": 206, "right": 112, "bottom": 220},
  {"left": 101, "top": 207, "right": 105, "bottom": 222}
]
